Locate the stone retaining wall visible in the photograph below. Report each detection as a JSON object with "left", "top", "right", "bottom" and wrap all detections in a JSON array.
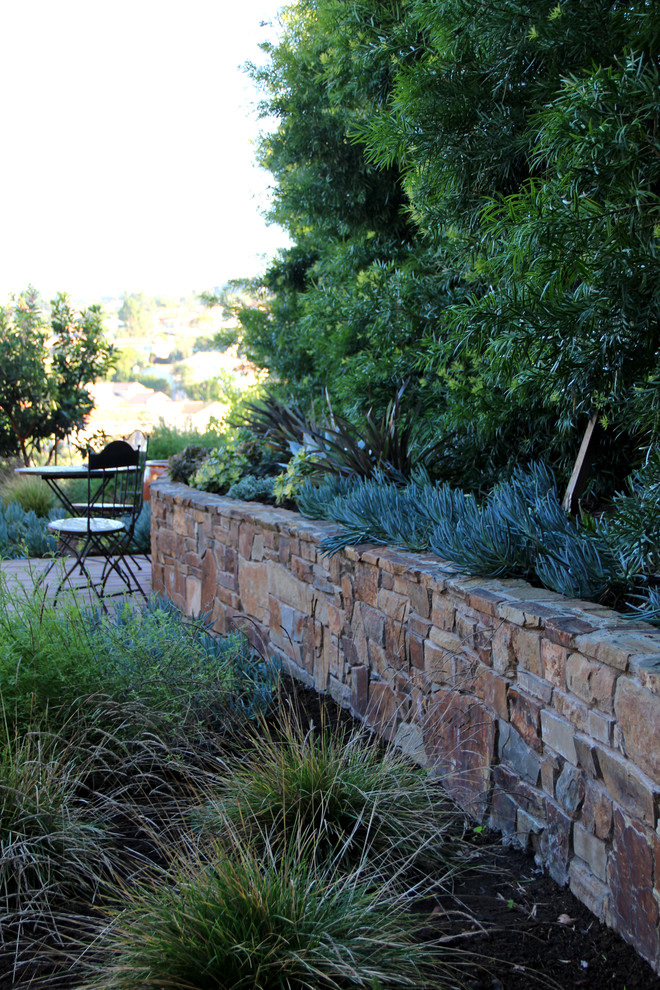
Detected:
[{"left": 151, "top": 479, "right": 660, "bottom": 971}]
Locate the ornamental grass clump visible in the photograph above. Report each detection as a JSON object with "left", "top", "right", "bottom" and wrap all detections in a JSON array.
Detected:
[
  {"left": 0, "top": 727, "right": 113, "bottom": 950},
  {"left": 193, "top": 706, "right": 463, "bottom": 882},
  {"left": 87, "top": 832, "right": 463, "bottom": 990},
  {"left": 0, "top": 472, "right": 56, "bottom": 516}
]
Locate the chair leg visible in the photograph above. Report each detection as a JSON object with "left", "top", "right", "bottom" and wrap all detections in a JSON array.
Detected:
[
  {"left": 49, "top": 542, "right": 110, "bottom": 613},
  {"left": 98, "top": 542, "right": 149, "bottom": 601}
]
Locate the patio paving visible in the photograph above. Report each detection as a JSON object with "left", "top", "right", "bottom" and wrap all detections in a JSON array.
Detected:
[{"left": 0, "top": 554, "right": 152, "bottom": 610}]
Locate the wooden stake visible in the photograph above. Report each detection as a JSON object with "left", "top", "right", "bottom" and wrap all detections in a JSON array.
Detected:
[{"left": 562, "top": 413, "right": 599, "bottom": 513}]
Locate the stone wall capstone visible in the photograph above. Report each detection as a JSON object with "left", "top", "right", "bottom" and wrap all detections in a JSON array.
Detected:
[{"left": 151, "top": 479, "right": 660, "bottom": 971}]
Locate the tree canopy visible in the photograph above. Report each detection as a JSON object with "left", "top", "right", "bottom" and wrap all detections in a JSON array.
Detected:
[
  {"left": 237, "top": 0, "right": 660, "bottom": 494},
  {"left": 0, "top": 289, "right": 114, "bottom": 464}
]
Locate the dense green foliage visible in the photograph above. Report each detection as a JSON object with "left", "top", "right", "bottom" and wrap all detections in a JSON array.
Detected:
[
  {"left": 238, "top": 0, "right": 659, "bottom": 495},
  {"left": 0, "top": 290, "right": 114, "bottom": 465},
  {"left": 0, "top": 591, "right": 279, "bottom": 738}
]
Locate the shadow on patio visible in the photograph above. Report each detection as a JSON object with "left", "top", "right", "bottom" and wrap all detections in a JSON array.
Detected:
[{"left": 0, "top": 554, "right": 152, "bottom": 609}]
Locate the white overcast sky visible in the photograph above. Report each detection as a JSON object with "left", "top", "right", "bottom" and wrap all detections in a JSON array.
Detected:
[{"left": 0, "top": 0, "right": 290, "bottom": 304}]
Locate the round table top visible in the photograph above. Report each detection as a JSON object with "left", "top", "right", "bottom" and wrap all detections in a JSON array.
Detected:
[{"left": 15, "top": 464, "right": 138, "bottom": 478}]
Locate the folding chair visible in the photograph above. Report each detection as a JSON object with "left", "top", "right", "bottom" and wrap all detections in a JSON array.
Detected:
[{"left": 46, "top": 434, "right": 149, "bottom": 608}]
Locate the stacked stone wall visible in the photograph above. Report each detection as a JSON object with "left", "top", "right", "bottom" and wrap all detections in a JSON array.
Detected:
[{"left": 151, "top": 480, "right": 660, "bottom": 971}]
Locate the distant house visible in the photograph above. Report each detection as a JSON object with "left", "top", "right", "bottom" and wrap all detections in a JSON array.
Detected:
[{"left": 85, "top": 381, "right": 226, "bottom": 438}]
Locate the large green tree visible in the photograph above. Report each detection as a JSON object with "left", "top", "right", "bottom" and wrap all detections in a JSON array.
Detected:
[
  {"left": 239, "top": 0, "right": 660, "bottom": 492},
  {"left": 0, "top": 289, "right": 114, "bottom": 464}
]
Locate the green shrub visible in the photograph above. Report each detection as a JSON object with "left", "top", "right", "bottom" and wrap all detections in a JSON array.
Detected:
[
  {"left": 193, "top": 707, "right": 462, "bottom": 878},
  {"left": 225, "top": 474, "right": 276, "bottom": 503},
  {"left": 0, "top": 588, "right": 279, "bottom": 739},
  {"left": 191, "top": 441, "right": 249, "bottom": 495},
  {"left": 168, "top": 444, "right": 212, "bottom": 484},
  {"left": 147, "top": 419, "right": 223, "bottom": 460},
  {"left": 273, "top": 447, "right": 322, "bottom": 504},
  {"left": 88, "top": 834, "right": 458, "bottom": 990},
  {"left": 0, "top": 502, "right": 64, "bottom": 559},
  {"left": 0, "top": 474, "right": 56, "bottom": 516}
]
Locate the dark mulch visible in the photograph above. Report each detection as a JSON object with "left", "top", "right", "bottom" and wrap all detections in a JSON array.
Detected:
[{"left": 430, "top": 843, "right": 658, "bottom": 989}]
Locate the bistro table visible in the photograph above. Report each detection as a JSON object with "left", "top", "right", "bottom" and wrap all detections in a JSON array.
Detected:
[{"left": 15, "top": 463, "right": 140, "bottom": 517}]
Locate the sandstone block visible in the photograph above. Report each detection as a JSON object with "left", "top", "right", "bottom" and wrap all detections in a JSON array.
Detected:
[
  {"left": 629, "top": 653, "right": 660, "bottom": 694},
  {"left": 608, "top": 810, "right": 658, "bottom": 967},
  {"left": 238, "top": 522, "right": 255, "bottom": 560},
  {"left": 466, "top": 587, "right": 507, "bottom": 617},
  {"left": 614, "top": 677, "right": 660, "bottom": 783},
  {"left": 354, "top": 562, "right": 379, "bottom": 607},
  {"left": 508, "top": 688, "right": 542, "bottom": 752},
  {"left": 237, "top": 558, "right": 270, "bottom": 624},
  {"left": 407, "top": 631, "right": 425, "bottom": 670},
  {"left": 582, "top": 780, "right": 613, "bottom": 839},
  {"left": 431, "top": 591, "right": 455, "bottom": 631},
  {"left": 594, "top": 746, "right": 656, "bottom": 824},
  {"left": 359, "top": 603, "right": 386, "bottom": 644},
  {"left": 553, "top": 689, "right": 589, "bottom": 733},
  {"left": 200, "top": 549, "right": 217, "bottom": 615},
  {"left": 290, "top": 555, "right": 313, "bottom": 583},
  {"left": 428, "top": 627, "right": 463, "bottom": 653},
  {"left": 424, "top": 640, "right": 453, "bottom": 684},
  {"left": 185, "top": 575, "right": 201, "bottom": 616},
  {"left": 367, "top": 639, "right": 387, "bottom": 675},
  {"left": 394, "top": 721, "right": 427, "bottom": 765},
  {"left": 492, "top": 623, "right": 517, "bottom": 676},
  {"left": 512, "top": 627, "right": 542, "bottom": 675},
  {"left": 566, "top": 652, "right": 617, "bottom": 711},
  {"left": 455, "top": 612, "right": 477, "bottom": 648},
  {"left": 541, "top": 640, "right": 567, "bottom": 688},
  {"left": 569, "top": 860, "right": 609, "bottom": 922},
  {"left": 573, "top": 824, "right": 608, "bottom": 882},
  {"left": 351, "top": 665, "right": 369, "bottom": 716},
  {"left": 498, "top": 721, "right": 542, "bottom": 785},
  {"left": 540, "top": 755, "right": 559, "bottom": 796},
  {"left": 573, "top": 631, "right": 647, "bottom": 671},
  {"left": 474, "top": 666, "right": 509, "bottom": 720},
  {"left": 407, "top": 580, "right": 431, "bottom": 618},
  {"left": 542, "top": 800, "right": 572, "bottom": 885},
  {"left": 574, "top": 735, "right": 600, "bottom": 777},
  {"left": 366, "top": 681, "right": 399, "bottom": 741},
  {"left": 540, "top": 710, "right": 578, "bottom": 764},
  {"left": 516, "top": 669, "right": 553, "bottom": 704},
  {"left": 587, "top": 709, "right": 613, "bottom": 746},
  {"left": 545, "top": 615, "right": 597, "bottom": 648},
  {"left": 424, "top": 692, "right": 496, "bottom": 820},
  {"left": 489, "top": 789, "right": 518, "bottom": 834},
  {"left": 555, "top": 763, "right": 584, "bottom": 816},
  {"left": 268, "top": 561, "right": 312, "bottom": 614}
]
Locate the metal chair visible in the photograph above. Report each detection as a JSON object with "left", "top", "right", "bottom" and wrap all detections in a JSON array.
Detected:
[{"left": 46, "top": 434, "right": 149, "bottom": 608}]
